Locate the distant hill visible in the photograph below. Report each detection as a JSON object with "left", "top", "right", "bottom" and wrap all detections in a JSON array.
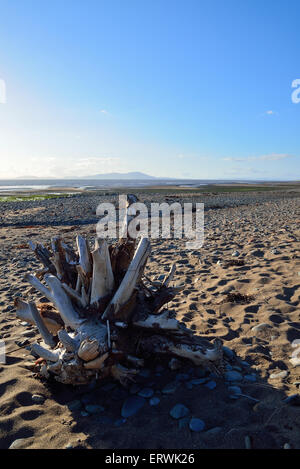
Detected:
[{"left": 82, "top": 172, "right": 158, "bottom": 180}]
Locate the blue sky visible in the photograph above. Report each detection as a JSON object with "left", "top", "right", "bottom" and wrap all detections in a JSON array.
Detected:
[{"left": 0, "top": 0, "right": 299, "bottom": 179}]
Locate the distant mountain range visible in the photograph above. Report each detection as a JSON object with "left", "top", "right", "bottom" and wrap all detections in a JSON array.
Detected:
[{"left": 82, "top": 171, "right": 158, "bottom": 180}]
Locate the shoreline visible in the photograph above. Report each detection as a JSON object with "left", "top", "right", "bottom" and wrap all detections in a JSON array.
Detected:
[{"left": 0, "top": 181, "right": 299, "bottom": 197}]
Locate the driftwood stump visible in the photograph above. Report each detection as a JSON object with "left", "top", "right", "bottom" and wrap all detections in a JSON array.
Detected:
[{"left": 14, "top": 196, "right": 223, "bottom": 386}]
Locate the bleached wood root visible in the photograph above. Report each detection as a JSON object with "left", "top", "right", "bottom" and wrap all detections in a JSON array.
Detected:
[
  {"left": 78, "top": 338, "right": 100, "bottom": 361},
  {"left": 62, "top": 282, "right": 88, "bottom": 308},
  {"left": 51, "top": 237, "right": 64, "bottom": 280},
  {"left": 90, "top": 239, "right": 114, "bottom": 305},
  {"left": 24, "top": 274, "right": 54, "bottom": 303},
  {"left": 76, "top": 235, "right": 92, "bottom": 275},
  {"left": 31, "top": 343, "right": 60, "bottom": 362},
  {"left": 102, "top": 237, "right": 151, "bottom": 320},
  {"left": 140, "top": 335, "right": 223, "bottom": 368},
  {"left": 110, "top": 363, "right": 138, "bottom": 385},
  {"left": 15, "top": 298, "right": 35, "bottom": 324},
  {"left": 25, "top": 273, "right": 83, "bottom": 329},
  {"left": 162, "top": 264, "right": 176, "bottom": 287},
  {"left": 14, "top": 215, "right": 224, "bottom": 386},
  {"left": 44, "top": 275, "right": 83, "bottom": 329},
  {"left": 133, "top": 311, "right": 186, "bottom": 334},
  {"left": 28, "top": 302, "right": 55, "bottom": 348},
  {"left": 83, "top": 352, "right": 109, "bottom": 369},
  {"left": 14, "top": 298, "right": 62, "bottom": 335},
  {"left": 28, "top": 241, "right": 56, "bottom": 275},
  {"left": 168, "top": 339, "right": 223, "bottom": 367},
  {"left": 58, "top": 329, "right": 78, "bottom": 352}
]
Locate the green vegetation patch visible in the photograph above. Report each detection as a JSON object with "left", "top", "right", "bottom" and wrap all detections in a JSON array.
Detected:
[{"left": 0, "top": 194, "right": 73, "bottom": 202}]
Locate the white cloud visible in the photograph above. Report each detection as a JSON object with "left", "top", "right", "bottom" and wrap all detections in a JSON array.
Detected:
[
  {"left": 223, "top": 157, "right": 244, "bottom": 162},
  {"left": 223, "top": 153, "right": 292, "bottom": 163},
  {"left": 259, "top": 153, "right": 291, "bottom": 161},
  {"left": 265, "top": 110, "right": 277, "bottom": 115}
]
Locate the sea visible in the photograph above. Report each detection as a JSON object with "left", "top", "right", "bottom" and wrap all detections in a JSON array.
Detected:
[{"left": 0, "top": 178, "right": 257, "bottom": 193}]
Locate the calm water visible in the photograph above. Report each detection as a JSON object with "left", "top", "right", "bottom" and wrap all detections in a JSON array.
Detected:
[{"left": 0, "top": 178, "right": 256, "bottom": 192}]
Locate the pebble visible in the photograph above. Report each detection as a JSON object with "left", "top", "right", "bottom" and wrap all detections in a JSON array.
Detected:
[
  {"left": 121, "top": 396, "right": 146, "bottom": 418},
  {"left": 85, "top": 404, "right": 104, "bottom": 414},
  {"left": 223, "top": 346, "right": 234, "bottom": 360},
  {"left": 67, "top": 400, "right": 82, "bottom": 411},
  {"left": 241, "top": 360, "right": 250, "bottom": 367},
  {"left": 149, "top": 397, "right": 160, "bottom": 406},
  {"left": 31, "top": 394, "right": 45, "bottom": 404},
  {"left": 162, "top": 382, "right": 179, "bottom": 394},
  {"left": 138, "top": 388, "right": 154, "bottom": 398},
  {"left": 251, "top": 323, "right": 272, "bottom": 333},
  {"left": 290, "top": 356, "right": 300, "bottom": 366},
  {"left": 205, "top": 380, "right": 217, "bottom": 390},
  {"left": 232, "top": 250, "right": 240, "bottom": 257},
  {"left": 251, "top": 249, "right": 264, "bottom": 258},
  {"left": 9, "top": 438, "right": 29, "bottom": 449},
  {"left": 189, "top": 418, "right": 205, "bottom": 432},
  {"left": 232, "top": 366, "right": 242, "bottom": 372},
  {"left": 225, "top": 370, "right": 243, "bottom": 382},
  {"left": 244, "top": 374, "right": 257, "bottom": 382},
  {"left": 189, "top": 378, "right": 207, "bottom": 385},
  {"left": 291, "top": 339, "right": 300, "bottom": 348},
  {"left": 64, "top": 444, "right": 75, "bottom": 449},
  {"left": 170, "top": 404, "right": 189, "bottom": 419},
  {"left": 269, "top": 370, "right": 288, "bottom": 380},
  {"left": 204, "top": 426, "right": 222, "bottom": 436}
]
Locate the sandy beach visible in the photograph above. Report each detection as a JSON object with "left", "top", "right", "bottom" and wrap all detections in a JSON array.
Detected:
[{"left": 0, "top": 187, "right": 300, "bottom": 449}]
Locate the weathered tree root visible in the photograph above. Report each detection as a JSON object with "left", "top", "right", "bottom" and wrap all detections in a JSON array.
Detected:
[{"left": 14, "top": 201, "right": 223, "bottom": 386}]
